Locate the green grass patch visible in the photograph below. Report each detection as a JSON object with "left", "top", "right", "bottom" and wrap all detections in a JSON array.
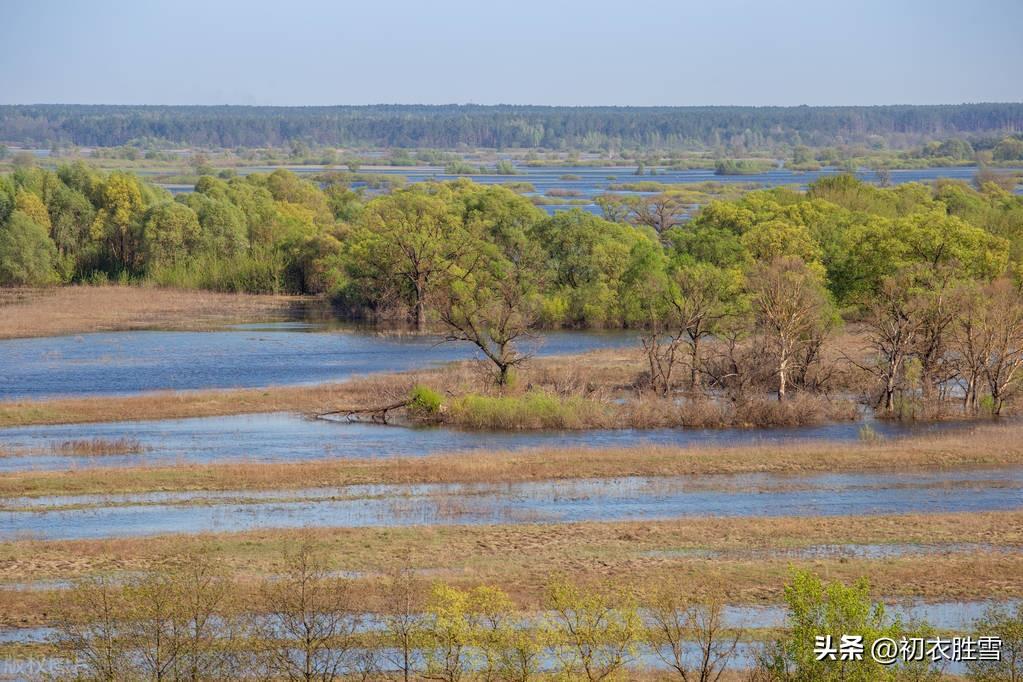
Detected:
[{"left": 446, "top": 391, "right": 605, "bottom": 430}]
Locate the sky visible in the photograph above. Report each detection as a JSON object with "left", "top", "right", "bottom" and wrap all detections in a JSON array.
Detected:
[{"left": 1, "top": 0, "right": 1021, "bottom": 107}]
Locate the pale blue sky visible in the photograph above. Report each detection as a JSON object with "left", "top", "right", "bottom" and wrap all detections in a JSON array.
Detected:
[{"left": 1, "top": 0, "right": 1021, "bottom": 106}]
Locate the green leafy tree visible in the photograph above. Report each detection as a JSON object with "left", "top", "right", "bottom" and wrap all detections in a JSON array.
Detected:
[
  {"left": 755, "top": 570, "right": 939, "bottom": 682},
  {"left": 142, "top": 201, "right": 202, "bottom": 266},
  {"left": 967, "top": 603, "right": 1023, "bottom": 681},
  {"left": 90, "top": 171, "right": 147, "bottom": 270},
  {"left": 0, "top": 210, "right": 59, "bottom": 285},
  {"left": 546, "top": 578, "right": 641, "bottom": 682},
  {"left": 348, "top": 186, "right": 470, "bottom": 330},
  {"left": 179, "top": 193, "right": 248, "bottom": 260}
]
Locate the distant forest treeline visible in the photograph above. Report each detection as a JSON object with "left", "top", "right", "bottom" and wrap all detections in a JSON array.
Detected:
[{"left": 1, "top": 103, "right": 1022, "bottom": 149}]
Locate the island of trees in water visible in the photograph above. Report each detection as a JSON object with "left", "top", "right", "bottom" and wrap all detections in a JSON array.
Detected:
[{"left": 3, "top": 157, "right": 1023, "bottom": 417}]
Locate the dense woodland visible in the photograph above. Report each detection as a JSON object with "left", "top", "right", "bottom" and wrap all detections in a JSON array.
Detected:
[{"left": 2, "top": 103, "right": 1023, "bottom": 150}]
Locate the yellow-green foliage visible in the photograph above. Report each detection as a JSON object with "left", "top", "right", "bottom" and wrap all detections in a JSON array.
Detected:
[
  {"left": 408, "top": 385, "right": 443, "bottom": 417},
  {"left": 446, "top": 392, "right": 604, "bottom": 430}
]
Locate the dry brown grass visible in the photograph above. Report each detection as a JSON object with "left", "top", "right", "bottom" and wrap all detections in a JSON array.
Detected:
[
  {"left": 1, "top": 510, "right": 1020, "bottom": 626},
  {"left": 0, "top": 285, "right": 309, "bottom": 339},
  {"left": 50, "top": 438, "right": 148, "bottom": 456},
  {"left": 3, "top": 419, "right": 1021, "bottom": 498}
]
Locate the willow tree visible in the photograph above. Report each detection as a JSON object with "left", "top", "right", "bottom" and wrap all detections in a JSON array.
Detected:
[
  {"left": 438, "top": 237, "right": 541, "bottom": 386},
  {"left": 349, "top": 186, "right": 471, "bottom": 330}
]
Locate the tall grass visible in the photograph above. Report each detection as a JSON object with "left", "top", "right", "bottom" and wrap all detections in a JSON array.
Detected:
[{"left": 148, "top": 253, "right": 288, "bottom": 294}]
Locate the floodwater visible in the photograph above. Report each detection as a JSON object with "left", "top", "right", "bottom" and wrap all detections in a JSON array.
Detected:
[
  {"left": 3, "top": 467, "right": 1021, "bottom": 541},
  {"left": 0, "top": 325, "right": 635, "bottom": 400},
  {"left": 160, "top": 164, "right": 1023, "bottom": 213},
  {"left": 0, "top": 411, "right": 986, "bottom": 473}
]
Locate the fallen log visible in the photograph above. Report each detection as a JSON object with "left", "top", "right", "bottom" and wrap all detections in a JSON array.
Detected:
[{"left": 317, "top": 399, "right": 411, "bottom": 425}]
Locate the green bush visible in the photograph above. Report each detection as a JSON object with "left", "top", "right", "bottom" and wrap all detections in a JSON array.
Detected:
[
  {"left": 408, "top": 385, "right": 443, "bottom": 419},
  {"left": 446, "top": 392, "right": 602, "bottom": 430}
]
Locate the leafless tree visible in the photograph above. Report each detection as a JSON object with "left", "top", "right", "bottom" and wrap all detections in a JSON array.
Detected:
[
  {"left": 646, "top": 585, "right": 743, "bottom": 682},
  {"left": 747, "top": 257, "right": 834, "bottom": 400},
  {"left": 55, "top": 576, "right": 131, "bottom": 682},
  {"left": 382, "top": 565, "right": 425, "bottom": 682},
  {"left": 847, "top": 273, "right": 924, "bottom": 414},
  {"left": 258, "top": 539, "right": 361, "bottom": 682},
  {"left": 978, "top": 279, "right": 1023, "bottom": 414}
]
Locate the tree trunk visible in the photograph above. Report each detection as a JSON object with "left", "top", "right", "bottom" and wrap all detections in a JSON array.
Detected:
[
  {"left": 690, "top": 336, "right": 701, "bottom": 390},
  {"left": 777, "top": 339, "right": 788, "bottom": 401},
  {"left": 413, "top": 276, "right": 426, "bottom": 332}
]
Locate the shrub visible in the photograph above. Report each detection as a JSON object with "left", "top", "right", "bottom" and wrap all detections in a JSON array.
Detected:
[
  {"left": 0, "top": 210, "right": 59, "bottom": 285},
  {"left": 967, "top": 603, "right": 1023, "bottom": 681},
  {"left": 446, "top": 391, "right": 605, "bottom": 430},
  {"left": 408, "top": 385, "right": 443, "bottom": 420}
]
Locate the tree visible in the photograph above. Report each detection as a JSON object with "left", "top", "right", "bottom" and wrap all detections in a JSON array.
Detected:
[
  {"left": 0, "top": 210, "right": 59, "bottom": 285},
  {"left": 14, "top": 189, "right": 51, "bottom": 230},
  {"left": 90, "top": 171, "right": 147, "bottom": 270},
  {"left": 45, "top": 182, "right": 96, "bottom": 265},
  {"left": 350, "top": 187, "right": 469, "bottom": 330},
  {"left": 382, "top": 565, "right": 425, "bottom": 682},
  {"left": 546, "top": 579, "right": 640, "bottom": 682},
  {"left": 259, "top": 540, "right": 361, "bottom": 682},
  {"left": 956, "top": 278, "right": 1023, "bottom": 415},
  {"left": 631, "top": 192, "right": 687, "bottom": 235},
  {"left": 967, "top": 603, "right": 1023, "bottom": 682},
  {"left": 646, "top": 583, "right": 742, "bottom": 682},
  {"left": 851, "top": 271, "right": 924, "bottom": 414},
  {"left": 747, "top": 257, "right": 834, "bottom": 400},
  {"left": 530, "top": 209, "right": 655, "bottom": 327},
  {"left": 179, "top": 193, "right": 248, "bottom": 260},
  {"left": 142, "top": 201, "right": 201, "bottom": 266},
  {"left": 421, "top": 583, "right": 474, "bottom": 682},
  {"left": 594, "top": 193, "right": 632, "bottom": 223},
  {"left": 56, "top": 576, "right": 131, "bottom": 682},
  {"left": 672, "top": 263, "right": 746, "bottom": 389},
  {"left": 755, "top": 570, "right": 939, "bottom": 682},
  {"left": 438, "top": 244, "right": 539, "bottom": 386}
]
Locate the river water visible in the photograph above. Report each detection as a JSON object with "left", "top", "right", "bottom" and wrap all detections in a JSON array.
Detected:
[
  {"left": 3, "top": 467, "right": 1021, "bottom": 541},
  {"left": 0, "top": 325, "right": 635, "bottom": 400},
  {"left": 0, "top": 411, "right": 984, "bottom": 472},
  {"left": 159, "top": 164, "right": 1022, "bottom": 213}
]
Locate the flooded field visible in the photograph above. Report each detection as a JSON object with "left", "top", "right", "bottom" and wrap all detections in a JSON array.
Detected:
[
  {"left": 4, "top": 467, "right": 1021, "bottom": 540},
  {"left": 0, "top": 325, "right": 634, "bottom": 400},
  {"left": 159, "top": 164, "right": 1023, "bottom": 213},
  {"left": 0, "top": 411, "right": 983, "bottom": 472}
]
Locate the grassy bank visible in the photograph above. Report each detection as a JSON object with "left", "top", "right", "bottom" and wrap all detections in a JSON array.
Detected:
[
  {"left": 0, "top": 285, "right": 310, "bottom": 339},
  {"left": 2, "top": 420, "right": 1021, "bottom": 498}
]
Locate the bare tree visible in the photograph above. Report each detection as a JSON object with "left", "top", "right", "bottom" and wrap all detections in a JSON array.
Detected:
[
  {"left": 952, "top": 282, "right": 990, "bottom": 412},
  {"left": 848, "top": 272, "right": 924, "bottom": 414},
  {"left": 259, "top": 539, "right": 361, "bottom": 682},
  {"left": 910, "top": 267, "right": 959, "bottom": 400},
  {"left": 646, "top": 585, "right": 742, "bottom": 682},
  {"left": 747, "top": 257, "right": 833, "bottom": 400},
  {"left": 123, "top": 573, "right": 184, "bottom": 681},
  {"left": 382, "top": 565, "right": 425, "bottom": 682},
  {"left": 55, "top": 576, "right": 131, "bottom": 682},
  {"left": 978, "top": 279, "right": 1023, "bottom": 414},
  {"left": 631, "top": 192, "right": 687, "bottom": 235}
]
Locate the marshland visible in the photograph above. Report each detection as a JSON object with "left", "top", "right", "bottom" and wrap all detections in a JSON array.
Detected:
[{"left": 3, "top": 104, "right": 1023, "bottom": 680}]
